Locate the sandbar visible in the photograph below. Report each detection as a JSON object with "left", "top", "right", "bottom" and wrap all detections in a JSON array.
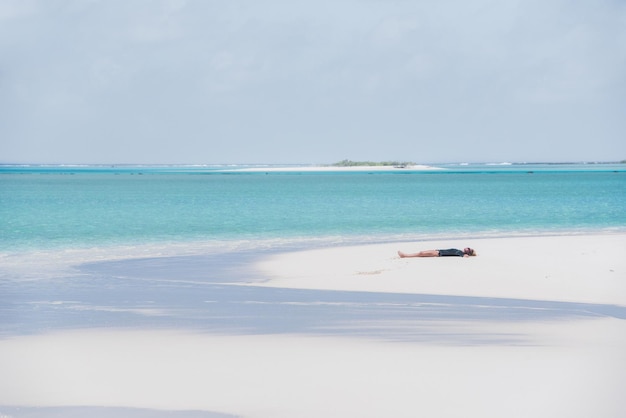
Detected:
[
  {"left": 1, "top": 233, "right": 625, "bottom": 418},
  {"left": 220, "top": 164, "right": 442, "bottom": 172}
]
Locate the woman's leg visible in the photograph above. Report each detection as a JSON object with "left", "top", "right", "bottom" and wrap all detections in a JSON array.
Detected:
[{"left": 398, "top": 250, "right": 439, "bottom": 258}]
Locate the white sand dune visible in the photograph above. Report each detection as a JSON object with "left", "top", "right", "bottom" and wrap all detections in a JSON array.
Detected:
[{"left": 1, "top": 234, "right": 625, "bottom": 418}]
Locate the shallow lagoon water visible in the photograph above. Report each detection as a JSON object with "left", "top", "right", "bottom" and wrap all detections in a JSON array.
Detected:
[{"left": 1, "top": 163, "right": 625, "bottom": 252}]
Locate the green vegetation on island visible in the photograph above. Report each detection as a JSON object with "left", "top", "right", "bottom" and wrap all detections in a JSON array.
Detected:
[{"left": 330, "top": 159, "right": 416, "bottom": 168}]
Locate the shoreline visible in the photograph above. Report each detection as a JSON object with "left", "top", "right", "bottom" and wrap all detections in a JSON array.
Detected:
[
  {"left": 3, "top": 227, "right": 624, "bottom": 261},
  {"left": 2, "top": 230, "right": 625, "bottom": 298}
]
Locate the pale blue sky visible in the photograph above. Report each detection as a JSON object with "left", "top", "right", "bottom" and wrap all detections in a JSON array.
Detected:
[{"left": 1, "top": 0, "right": 625, "bottom": 164}]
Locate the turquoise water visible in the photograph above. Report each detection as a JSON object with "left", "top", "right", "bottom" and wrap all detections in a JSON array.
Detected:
[{"left": 1, "top": 164, "right": 625, "bottom": 252}]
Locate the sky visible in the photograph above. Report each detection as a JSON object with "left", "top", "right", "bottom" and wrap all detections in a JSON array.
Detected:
[{"left": 1, "top": 0, "right": 625, "bottom": 165}]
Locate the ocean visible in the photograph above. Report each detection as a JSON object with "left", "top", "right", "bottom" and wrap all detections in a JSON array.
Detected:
[{"left": 1, "top": 163, "right": 625, "bottom": 253}]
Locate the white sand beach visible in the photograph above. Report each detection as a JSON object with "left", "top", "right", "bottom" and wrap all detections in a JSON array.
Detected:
[
  {"left": 1, "top": 233, "right": 625, "bottom": 418},
  {"left": 255, "top": 233, "right": 626, "bottom": 305}
]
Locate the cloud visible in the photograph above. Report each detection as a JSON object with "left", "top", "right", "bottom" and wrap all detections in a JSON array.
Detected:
[
  {"left": 1, "top": 0, "right": 625, "bottom": 163},
  {"left": 0, "top": 0, "right": 39, "bottom": 20}
]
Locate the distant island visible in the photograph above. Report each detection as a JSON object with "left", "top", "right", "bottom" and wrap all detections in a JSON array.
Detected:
[{"left": 330, "top": 159, "right": 416, "bottom": 168}]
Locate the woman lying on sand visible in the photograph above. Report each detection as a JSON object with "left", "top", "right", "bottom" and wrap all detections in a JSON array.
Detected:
[{"left": 398, "top": 248, "right": 476, "bottom": 258}]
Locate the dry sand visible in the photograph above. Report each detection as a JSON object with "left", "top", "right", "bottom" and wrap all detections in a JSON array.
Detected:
[
  {"left": 255, "top": 233, "right": 626, "bottom": 305},
  {"left": 1, "top": 233, "right": 625, "bottom": 418}
]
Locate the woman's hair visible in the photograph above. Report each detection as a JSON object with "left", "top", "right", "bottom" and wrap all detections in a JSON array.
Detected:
[{"left": 464, "top": 247, "right": 476, "bottom": 256}]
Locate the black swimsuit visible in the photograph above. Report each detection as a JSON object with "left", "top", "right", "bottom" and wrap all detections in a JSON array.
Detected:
[{"left": 438, "top": 249, "right": 465, "bottom": 257}]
